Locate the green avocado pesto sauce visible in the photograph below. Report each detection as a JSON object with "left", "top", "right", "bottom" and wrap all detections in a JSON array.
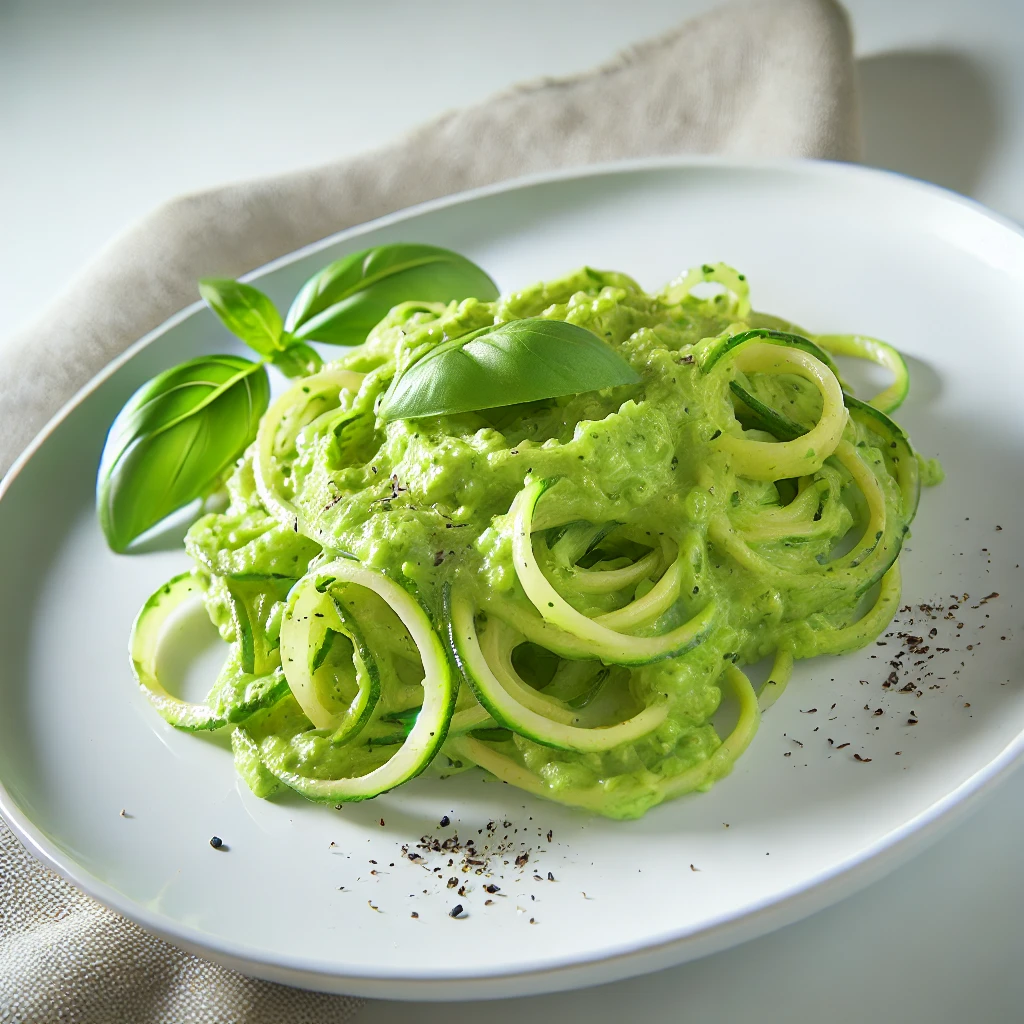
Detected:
[{"left": 181, "top": 265, "right": 922, "bottom": 819}]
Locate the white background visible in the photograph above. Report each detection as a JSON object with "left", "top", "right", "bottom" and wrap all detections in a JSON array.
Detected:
[{"left": 3, "top": 1, "right": 1024, "bottom": 1020}]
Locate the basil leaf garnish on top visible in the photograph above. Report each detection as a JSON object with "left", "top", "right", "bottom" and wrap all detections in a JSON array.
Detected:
[
  {"left": 97, "top": 355, "right": 270, "bottom": 552},
  {"left": 379, "top": 318, "right": 641, "bottom": 422},
  {"left": 199, "top": 279, "right": 285, "bottom": 358},
  {"left": 285, "top": 244, "right": 499, "bottom": 347}
]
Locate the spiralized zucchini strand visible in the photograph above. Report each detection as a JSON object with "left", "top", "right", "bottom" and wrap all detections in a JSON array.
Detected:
[
  {"left": 265, "top": 559, "right": 456, "bottom": 801},
  {"left": 445, "top": 735, "right": 617, "bottom": 813},
  {"left": 450, "top": 587, "right": 668, "bottom": 753},
  {"left": 254, "top": 369, "right": 365, "bottom": 529},
  {"left": 130, "top": 572, "right": 288, "bottom": 731},
  {"left": 512, "top": 480, "right": 715, "bottom": 665},
  {"left": 757, "top": 651, "right": 795, "bottom": 712},
  {"left": 593, "top": 541, "right": 682, "bottom": 630},
  {"left": 478, "top": 618, "right": 578, "bottom": 724},
  {"left": 130, "top": 573, "right": 224, "bottom": 731},
  {"left": 571, "top": 546, "right": 662, "bottom": 594},
  {"left": 816, "top": 334, "right": 909, "bottom": 413},
  {"left": 660, "top": 665, "right": 760, "bottom": 798},
  {"left": 447, "top": 663, "right": 759, "bottom": 816},
  {"left": 278, "top": 574, "right": 380, "bottom": 743},
  {"left": 713, "top": 343, "right": 847, "bottom": 480}
]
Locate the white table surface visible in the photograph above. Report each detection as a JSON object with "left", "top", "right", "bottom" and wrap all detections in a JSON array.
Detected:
[{"left": 3, "top": 1, "right": 1024, "bottom": 1019}]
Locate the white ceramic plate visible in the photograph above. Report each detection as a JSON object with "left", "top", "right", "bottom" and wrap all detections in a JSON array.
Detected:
[{"left": 2, "top": 158, "right": 1023, "bottom": 1001}]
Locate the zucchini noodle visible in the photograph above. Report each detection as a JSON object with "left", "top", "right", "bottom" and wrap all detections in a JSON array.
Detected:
[
  {"left": 816, "top": 333, "right": 909, "bottom": 413},
  {"left": 510, "top": 479, "right": 717, "bottom": 666},
  {"left": 449, "top": 587, "right": 670, "bottom": 753},
  {"left": 757, "top": 650, "right": 795, "bottom": 712},
  {"left": 713, "top": 343, "right": 847, "bottom": 480},
  {"left": 278, "top": 574, "right": 380, "bottom": 743},
  {"left": 131, "top": 262, "right": 938, "bottom": 820},
  {"left": 572, "top": 545, "right": 662, "bottom": 594},
  {"left": 254, "top": 368, "right": 365, "bottom": 537}
]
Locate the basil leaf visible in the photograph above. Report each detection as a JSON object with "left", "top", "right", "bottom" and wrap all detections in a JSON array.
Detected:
[
  {"left": 379, "top": 318, "right": 641, "bottom": 422},
  {"left": 271, "top": 340, "right": 323, "bottom": 379},
  {"left": 285, "top": 243, "right": 499, "bottom": 347},
  {"left": 97, "top": 355, "right": 270, "bottom": 552},
  {"left": 199, "top": 278, "right": 284, "bottom": 358}
]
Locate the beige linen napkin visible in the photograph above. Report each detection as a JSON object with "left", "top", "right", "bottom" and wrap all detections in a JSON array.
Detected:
[{"left": 0, "top": 0, "right": 858, "bottom": 1020}]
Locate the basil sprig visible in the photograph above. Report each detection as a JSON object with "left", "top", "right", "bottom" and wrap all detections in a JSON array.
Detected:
[
  {"left": 197, "top": 279, "right": 285, "bottom": 358},
  {"left": 199, "top": 244, "right": 498, "bottom": 367},
  {"left": 285, "top": 244, "right": 499, "bottom": 346},
  {"left": 97, "top": 243, "right": 497, "bottom": 552},
  {"left": 98, "top": 355, "right": 270, "bottom": 553},
  {"left": 197, "top": 278, "right": 322, "bottom": 380},
  {"left": 380, "top": 318, "right": 641, "bottom": 422}
]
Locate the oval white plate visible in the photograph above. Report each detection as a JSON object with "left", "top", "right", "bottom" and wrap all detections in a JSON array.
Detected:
[{"left": 2, "top": 158, "right": 1023, "bottom": 1001}]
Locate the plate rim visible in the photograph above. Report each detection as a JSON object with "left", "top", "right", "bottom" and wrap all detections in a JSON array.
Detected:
[{"left": 3, "top": 154, "right": 1024, "bottom": 997}]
